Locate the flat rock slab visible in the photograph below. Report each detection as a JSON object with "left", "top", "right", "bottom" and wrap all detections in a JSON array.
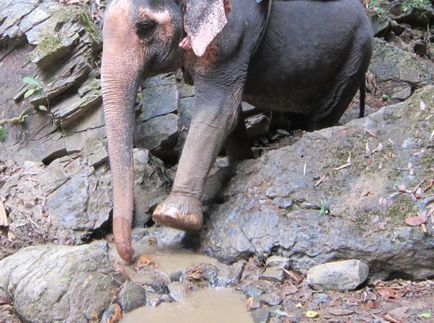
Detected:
[
  {"left": 306, "top": 260, "right": 369, "bottom": 291},
  {"left": 0, "top": 242, "right": 125, "bottom": 323},
  {"left": 202, "top": 86, "right": 434, "bottom": 280}
]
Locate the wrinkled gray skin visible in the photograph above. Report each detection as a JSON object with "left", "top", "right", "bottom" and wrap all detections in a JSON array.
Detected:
[{"left": 101, "top": 0, "right": 373, "bottom": 262}]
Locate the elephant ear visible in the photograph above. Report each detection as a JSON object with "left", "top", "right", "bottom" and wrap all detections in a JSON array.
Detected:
[{"left": 184, "top": 0, "right": 227, "bottom": 57}]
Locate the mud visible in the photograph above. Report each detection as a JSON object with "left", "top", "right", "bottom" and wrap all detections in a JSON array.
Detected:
[{"left": 121, "top": 287, "right": 253, "bottom": 323}]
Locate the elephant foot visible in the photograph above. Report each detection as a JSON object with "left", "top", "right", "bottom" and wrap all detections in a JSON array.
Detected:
[{"left": 152, "top": 193, "right": 203, "bottom": 231}]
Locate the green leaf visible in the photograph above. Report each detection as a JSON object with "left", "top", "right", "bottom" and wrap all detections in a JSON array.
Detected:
[
  {"left": 22, "top": 76, "right": 43, "bottom": 89},
  {"left": 0, "top": 126, "right": 6, "bottom": 142},
  {"left": 305, "top": 310, "right": 319, "bottom": 318},
  {"left": 38, "top": 105, "right": 48, "bottom": 112},
  {"left": 24, "top": 88, "right": 37, "bottom": 99},
  {"left": 418, "top": 311, "right": 432, "bottom": 319}
]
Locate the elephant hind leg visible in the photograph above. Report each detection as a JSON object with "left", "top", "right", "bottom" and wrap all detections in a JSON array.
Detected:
[
  {"left": 308, "top": 35, "right": 372, "bottom": 131},
  {"left": 224, "top": 105, "right": 253, "bottom": 163}
]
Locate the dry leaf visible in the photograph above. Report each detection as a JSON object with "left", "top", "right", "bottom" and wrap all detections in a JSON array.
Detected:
[
  {"left": 405, "top": 215, "right": 426, "bottom": 226},
  {"left": 379, "top": 197, "right": 387, "bottom": 208},
  {"left": 135, "top": 255, "right": 158, "bottom": 271},
  {"left": 376, "top": 287, "right": 405, "bottom": 299},
  {"left": 107, "top": 304, "right": 122, "bottom": 323},
  {"left": 383, "top": 313, "right": 403, "bottom": 323}
]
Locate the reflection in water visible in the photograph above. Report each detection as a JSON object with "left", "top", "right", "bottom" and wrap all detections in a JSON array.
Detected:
[{"left": 121, "top": 288, "right": 254, "bottom": 323}]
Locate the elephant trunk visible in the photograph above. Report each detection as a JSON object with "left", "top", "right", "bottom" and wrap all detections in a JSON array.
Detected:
[{"left": 101, "top": 34, "right": 144, "bottom": 262}]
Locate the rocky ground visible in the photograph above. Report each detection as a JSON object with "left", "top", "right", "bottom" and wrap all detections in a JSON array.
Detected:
[{"left": 0, "top": 0, "right": 433, "bottom": 322}]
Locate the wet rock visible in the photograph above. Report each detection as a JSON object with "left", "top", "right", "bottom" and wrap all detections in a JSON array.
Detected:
[
  {"left": 306, "top": 260, "right": 369, "bottom": 291},
  {"left": 168, "top": 282, "right": 187, "bottom": 301},
  {"left": 202, "top": 86, "right": 434, "bottom": 280},
  {"left": 131, "top": 227, "right": 185, "bottom": 248},
  {"left": 0, "top": 242, "right": 125, "bottom": 322},
  {"left": 118, "top": 282, "right": 147, "bottom": 313},
  {"left": 135, "top": 113, "right": 179, "bottom": 162}
]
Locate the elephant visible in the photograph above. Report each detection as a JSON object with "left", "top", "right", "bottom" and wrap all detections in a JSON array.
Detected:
[{"left": 101, "top": 0, "right": 374, "bottom": 262}]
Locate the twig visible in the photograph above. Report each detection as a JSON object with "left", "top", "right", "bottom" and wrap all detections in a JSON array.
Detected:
[{"left": 315, "top": 174, "right": 328, "bottom": 187}]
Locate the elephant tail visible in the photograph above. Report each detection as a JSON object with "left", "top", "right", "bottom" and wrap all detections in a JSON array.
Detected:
[{"left": 359, "top": 75, "right": 366, "bottom": 118}]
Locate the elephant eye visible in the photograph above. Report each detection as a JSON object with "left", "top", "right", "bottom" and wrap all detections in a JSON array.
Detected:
[{"left": 136, "top": 20, "right": 157, "bottom": 38}]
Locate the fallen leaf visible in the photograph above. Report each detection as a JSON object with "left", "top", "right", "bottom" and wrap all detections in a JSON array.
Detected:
[
  {"left": 328, "top": 308, "right": 354, "bottom": 316},
  {"left": 107, "top": 304, "right": 122, "bottom": 323},
  {"left": 135, "top": 255, "right": 158, "bottom": 271},
  {"left": 418, "top": 311, "right": 432, "bottom": 319},
  {"left": 282, "top": 268, "right": 304, "bottom": 284},
  {"left": 387, "top": 307, "right": 410, "bottom": 321},
  {"left": 305, "top": 310, "right": 319, "bottom": 318},
  {"left": 376, "top": 287, "right": 405, "bottom": 299},
  {"left": 405, "top": 215, "right": 426, "bottom": 226},
  {"left": 379, "top": 197, "right": 387, "bottom": 208},
  {"left": 279, "top": 283, "right": 298, "bottom": 297},
  {"left": 383, "top": 313, "right": 403, "bottom": 323}
]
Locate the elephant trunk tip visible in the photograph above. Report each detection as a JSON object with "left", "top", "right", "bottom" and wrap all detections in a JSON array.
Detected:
[{"left": 113, "top": 217, "right": 134, "bottom": 263}]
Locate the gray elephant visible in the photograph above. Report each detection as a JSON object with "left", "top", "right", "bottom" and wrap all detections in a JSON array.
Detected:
[{"left": 101, "top": 0, "right": 373, "bottom": 262}]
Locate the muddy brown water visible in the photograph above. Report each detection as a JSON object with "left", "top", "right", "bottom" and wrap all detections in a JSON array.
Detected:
[
  {"left": 121, "top": 287, "right": 254, "bottom": 323},
  {"left": 111, "top": 241, "right": 253, "bottom": 323}
]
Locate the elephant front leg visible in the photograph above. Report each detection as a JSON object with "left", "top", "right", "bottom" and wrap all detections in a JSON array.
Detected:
[{"left": 153, "top": 82, "right": 244, "bottom": 231}]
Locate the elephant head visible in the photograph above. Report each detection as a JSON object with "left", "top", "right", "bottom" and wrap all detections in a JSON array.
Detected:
[{"left": 101, "top": 0, "right": 229, "bottom": 262}]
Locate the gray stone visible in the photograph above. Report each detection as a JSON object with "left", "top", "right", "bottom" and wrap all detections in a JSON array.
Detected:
[
  {"left": 370, "top": 39, "right": 434, "bottom": 94},
  {"left": 306, "top": 259, "right": 369, "bottom": 291},
  {"left": 245, "top": 113, "right": 271, "bottom": 139},
  {"left": 265, "top": 256, "right": 290, "bottom": 268},
  {"left": 391, "top": 86, "right": 412, "bottom": 100},
  {"left": 137, "top": 73, "right": 178, "bottom": 122},
  {"left": 261, "top": 267, "right": 285, "bottom": 283},
  {"left": 260, "top": 291, "right": 283, "bottom": 306},
  {"left": 202, "top": 86, "right": 434, "bottom": 280},
  {"left": 168, "top": 282, "right": 187, "bottom": 301},
  {"left": 133, "top": 149, "right": 171, "bottom": 226},
  {"left": 118, "top": 282, "right": 147, "bottom": 313},
  {"left": 0, "top": 242, "right": 125, "bottom": 323},
  {"left": 135, "top": 113, "right": 179, "bottom": 162},
  {"left": 252, "top": 308, "right": 271, "bottom": 323}
]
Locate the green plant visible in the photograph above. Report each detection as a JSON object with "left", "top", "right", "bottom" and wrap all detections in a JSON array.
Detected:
[
  {"left": 319, "top": 200, "right": 330, "bottom": 216},
  {"left": 402, "top": 0, "right": 430, "bottom": 12},
  {"left": 23, "top": 76, "right": 43, "bottom": 99},
  {"left": 367, "top": 0, "right": 387, "bottom": 17},
  {"left": 382, "top": 93, "right": 390, "bottom": 101}
]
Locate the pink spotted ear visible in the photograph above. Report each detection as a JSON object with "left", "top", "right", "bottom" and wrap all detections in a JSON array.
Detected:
[{"left": 183, "top": 0, "right": 227, "bottom": 57}]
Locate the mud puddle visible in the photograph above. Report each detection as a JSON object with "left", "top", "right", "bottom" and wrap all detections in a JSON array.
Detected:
[
  {"left": 121, "top": 287, "right": 253, "bottom": 323},
  {"left": 110, "top": 231, "right": 252, "bottom": 323}
]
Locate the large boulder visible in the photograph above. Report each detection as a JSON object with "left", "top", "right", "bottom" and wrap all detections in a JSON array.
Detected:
[
  {"left": 202, "top": 86, "right": 434, "bottom": 280},
  {"left": 0, "top": 242, "right": 125, "bottom": 323},
  {"left": 0, "top": 141, "right": 170, "bottom": 259}
]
